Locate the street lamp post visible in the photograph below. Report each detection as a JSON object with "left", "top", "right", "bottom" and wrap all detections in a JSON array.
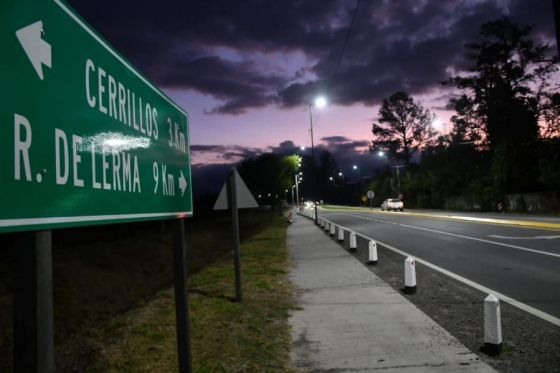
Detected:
[
  {"left": 308, "top": 96, "right": 326, "bottom": 224},
  {"left": 309, "top": 96, "right": 327, "bottom": 160},
  {"left": 377, "top": 151, "right": 404, "bottom": 198},
  {"left": 294, "top": 173, "right": 300, "bottom": 210}
]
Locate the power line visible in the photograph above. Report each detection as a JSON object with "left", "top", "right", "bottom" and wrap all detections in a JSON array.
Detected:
[{"left": 327, "top": 0, "right": 362, "bottom": 92}]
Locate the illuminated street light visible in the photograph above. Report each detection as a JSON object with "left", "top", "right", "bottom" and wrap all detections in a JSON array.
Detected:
[
  {"left": 378, "top": 150, "right": 384, "bottom": 157},
  {"left": 432, "top": 115, "right": 444, "bottom": 131},
  {"left": 314, "top": 96, "right": 327, "bottom": 109},
  {"left": 338, "top": 172, "right": 343, "bottom": 177},
  {"left": 309, "top": 97, "right": 327, "bottom": 158},
  {"left": 353, "top": 165, "right": 358, "bottom": 170}
]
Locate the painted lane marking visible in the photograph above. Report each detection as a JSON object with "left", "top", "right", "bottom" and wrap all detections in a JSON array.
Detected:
[
  {"left": 398, "top": 223, "right": 560, "bottom": 259},
  {"left": 315, "top": 214, "right": 560, "bottom": 328},
  {"left": 319, "top": 206, "right": 560, "bottom": 231},
  {"left": 489, "top": 235, "right": 560, "bottom": 240},
  {"left": 342, "top": 213, "right": 560, "bottom": 259}
]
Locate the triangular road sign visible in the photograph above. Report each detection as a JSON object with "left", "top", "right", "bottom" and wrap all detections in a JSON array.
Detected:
[{"left": 213, "top": 169, "right": 259, "bottom": 210}]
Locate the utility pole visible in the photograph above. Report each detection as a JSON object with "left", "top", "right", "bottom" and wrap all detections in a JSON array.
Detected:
[{"left": 554, "top": 0, "right": 560, "bottom": 57}]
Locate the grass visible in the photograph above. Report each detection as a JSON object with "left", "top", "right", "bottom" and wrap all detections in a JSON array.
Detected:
[
  {"left": 0, "top": 209, "right": 283, "bottom": 371},
  {"left": 86, "top": 214, "right": 296, "bottom": 372}
]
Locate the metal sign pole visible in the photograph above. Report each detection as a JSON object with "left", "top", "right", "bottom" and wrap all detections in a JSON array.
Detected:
[
  {"left": 172, "top": 219, "right": 193, "bottom": 373},
  {"left": 227, "top": 171, "right": 243, "bottom": 303},
  {"left": 14, "top": 230, "right": 54, "bottom": 373}
]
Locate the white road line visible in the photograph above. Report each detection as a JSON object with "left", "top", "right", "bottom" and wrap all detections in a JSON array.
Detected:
[
  {"left": 346, "top": 213, "right": 560, "bottom": 259},
  {"left": 489, "top": 234, "right": 560, "bottom": 240},
  {"left": 316, "top": 214, "right": 560, "bottom": 328},
  {"left": 398, "top": 223, "right": 560, "bottom": 259}
]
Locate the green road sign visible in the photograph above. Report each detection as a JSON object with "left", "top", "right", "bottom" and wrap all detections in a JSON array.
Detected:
[{"left": 0, "top": 0, "right": 192, "bottom": 233}]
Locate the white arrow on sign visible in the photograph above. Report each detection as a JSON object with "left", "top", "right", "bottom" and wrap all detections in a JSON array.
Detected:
[
  {"left": 178, "top": 170, "right": 187, "bottom": 197},
  {"left": 16, "top": 21, "right": 52, "bottom": 80}
]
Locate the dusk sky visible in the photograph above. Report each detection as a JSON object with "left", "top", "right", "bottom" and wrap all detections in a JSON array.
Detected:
[{"left": 67, "top": 0, "right": 557, "bottom": 194}]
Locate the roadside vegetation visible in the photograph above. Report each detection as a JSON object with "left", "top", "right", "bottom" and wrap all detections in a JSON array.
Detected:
[
  {"left": 0, "top": 208, "right": 290, "bottom": 372},
  {"left": 87, "top": 214, "right": 294, "bottom": 372}
]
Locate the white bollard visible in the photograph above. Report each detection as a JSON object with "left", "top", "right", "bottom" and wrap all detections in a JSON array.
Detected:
[
  {"left": 324, "top": 221, "right": 329, "bottom": 231},
  {"left": 319, "top": 218, "right": 324, "bottom": 228},
  {"left": 349, "top": 232, "right": 357, "bottom": 251},
  {"left": 483, "top": 294, "right": 503, "bottom": 356},
  {"left": 367, "top": 240, "right": 378, "bottom": 265},
  {"left": 329, "top": 223, "right": 336, "bottom": 235},
  {"left": 337, "top": 227, "right": 344, "bottom": 241},
  {"left": 403, "top": 257, "right": 416, "bottom": 294}
]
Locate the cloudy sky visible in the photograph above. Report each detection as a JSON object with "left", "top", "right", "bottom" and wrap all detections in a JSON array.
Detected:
[{"left": 68, "top": 0, "right": 557, "bottom": 194}]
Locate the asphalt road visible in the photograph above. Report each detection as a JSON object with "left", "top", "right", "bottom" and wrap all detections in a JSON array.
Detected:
[{"left": 317, "top": 207, "right": 560, "bottom": 321}]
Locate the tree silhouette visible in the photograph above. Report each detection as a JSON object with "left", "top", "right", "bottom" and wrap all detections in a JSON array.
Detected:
[
  {"left": 445, "top": 17, "right": 558, "bottom": 193},
  {"left": 371, "top": 92, "right": 435, "bottom": 166}
]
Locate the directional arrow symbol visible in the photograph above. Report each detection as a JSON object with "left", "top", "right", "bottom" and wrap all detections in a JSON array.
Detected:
[
  {"left": 16, "top": 21, "right": 52, "bottom": 80},
  {"left": 178, "top": 170, "right": 187, "bottom": 197}
]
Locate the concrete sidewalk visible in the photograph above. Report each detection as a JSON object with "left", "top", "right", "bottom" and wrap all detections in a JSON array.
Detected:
[{"left": 288, "top": 214, "right": 495, "bottom": 372}]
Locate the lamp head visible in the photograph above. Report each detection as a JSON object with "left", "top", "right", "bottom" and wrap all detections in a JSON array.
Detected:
[{"left": 314, "top": 96, "right": 327, "bottom": 108}]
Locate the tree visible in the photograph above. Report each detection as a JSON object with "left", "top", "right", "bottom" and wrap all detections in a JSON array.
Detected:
[
  {"left": 444, "top": 17, "right": 558, "bottom": 193},
  {"left": 316, "top": 150, "right": 340, "bottom": 202},
  {"left": 371, "top": 92, "right": 436, "bottom": 166},
  {"left": 237, "top": 153, "right": 300, "bottom": 204}
]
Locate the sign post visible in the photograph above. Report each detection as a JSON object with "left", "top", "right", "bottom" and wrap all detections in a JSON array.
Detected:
[
  {"left": 172, "top": 219, "right": 193, "bottom": 373},
  {"left": 367, "top": 190, "right": 375, "bottom": 209},
  {"left": 214, "top": 168, "right": 258, "bottom": 303},
  {"left": 2, "top": 1, "right": 193, "bottom": 371},
  {"left": 14, "top": 230, "right": 54, "bottom": 373},
  {"left": 227, "top": 172, "right": 243, "bottom": 302}
]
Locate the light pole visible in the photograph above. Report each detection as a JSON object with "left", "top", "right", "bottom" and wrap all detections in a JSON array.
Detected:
[
  {"left": 309, "top": 96, "right": 327, "bottom": 160},
  {"left": 294, "top": 173, "right": 300, "bottom": 210},
  {"left": 308, "top": 96, "right": 327, "bottom": 223},
  {"left": 377, "top": 151, "right": 404, "bottom": 198}
]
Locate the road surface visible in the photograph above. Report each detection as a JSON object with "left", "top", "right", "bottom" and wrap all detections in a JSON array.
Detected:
[{"left": 317, "top": 206, "right": 560, "bottom": 322}]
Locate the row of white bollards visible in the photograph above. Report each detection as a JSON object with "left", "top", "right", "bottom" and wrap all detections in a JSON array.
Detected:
[
  {"left": 314, "top": 215, "right": 502, "bottom": 356},
  {"left": 319, "top": 220, "right": 377, "bottom": 264}
]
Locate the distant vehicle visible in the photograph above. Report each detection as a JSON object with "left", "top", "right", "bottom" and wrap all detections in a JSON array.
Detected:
[
  {"left": 381, "top": 198, "right": 404, "bottom": 212},
  {"left": 304, "top": 201, "right": 315, "bottom": 209}
]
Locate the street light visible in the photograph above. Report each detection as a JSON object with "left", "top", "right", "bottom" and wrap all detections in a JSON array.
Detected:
[
  {"left": 314, "top": 96, "right": 327, "bottom": 109},
  {"left": 308, "top": 95, "right": 327, "bottom": 224},
  {"left": 431, "top": 115, "right": 444, "bottom": 131},
  {"left": 377, "top": 152, "right": 404, "bottom": 197},
  {"left": 309, "top": 95, "right": 327, "bottom": 160}
]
